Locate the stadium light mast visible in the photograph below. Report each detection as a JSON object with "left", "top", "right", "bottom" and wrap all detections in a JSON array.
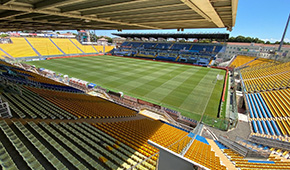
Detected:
[{"left": 276, "top": 13, "right": 290, "bottom": 60}]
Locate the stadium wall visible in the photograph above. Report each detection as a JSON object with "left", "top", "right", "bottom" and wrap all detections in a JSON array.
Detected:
[
  {"left": 46, "top": 54, "right": 104, "bottom": 60},
  {"left": 12, "top": 53, "right": 100, "bottom": 62}
]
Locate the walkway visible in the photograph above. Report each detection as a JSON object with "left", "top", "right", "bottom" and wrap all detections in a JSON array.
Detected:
[
  {"left": 0, "top": 113, "right": 147, "bottom": 125},
  {"left": 207, "top": 139, "right": 237, "bottom": 170}
]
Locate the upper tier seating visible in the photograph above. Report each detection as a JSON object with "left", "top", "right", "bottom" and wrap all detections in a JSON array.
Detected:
[
  {"left": 241, "top": 62, "right": 290, "bottom": 92},
  {"left": 238, "top": 56, "right": 290, "bottom": 142},
  {"left": 215, "top": 137, "right": 290, "bottom": 169},
  {"left": 247, "top": 58, "right": 273, "bottom": 67},
  {"left": 229, "top": 55, "right": 256, "bottom": 68},
  {"left": 245, "top": 93, "right": 281, "bottom": 136}
]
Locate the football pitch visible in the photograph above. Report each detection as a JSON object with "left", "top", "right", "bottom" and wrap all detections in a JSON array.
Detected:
[{"left": 26, "top": 55, "right": 225, "bottom": 121}]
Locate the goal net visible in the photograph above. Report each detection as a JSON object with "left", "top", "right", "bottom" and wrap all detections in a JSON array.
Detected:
[{"left": 217, "top": 74, "right": 224, "bottom": 81}]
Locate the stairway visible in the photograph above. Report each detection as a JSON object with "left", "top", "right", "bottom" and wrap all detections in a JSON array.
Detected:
[
  {"left": 0, "top": 47, "right": 14, "bottom": 60},
  {"left": 68, "top": 39, "right": 85, "bottom": 53},
  {"left": 24, "top": 37, "right": 41, "bottom": 57},
  {"left": 175, "top": 55, "right": 180, "bottom": 61},
  {"left": 49, "top": 38, "right": 66, "bottom": 54}
]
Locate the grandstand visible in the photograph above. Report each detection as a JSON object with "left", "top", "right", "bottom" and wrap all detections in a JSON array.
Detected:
[
  {"left": 0, "top": 37, "right": 38, "bottom": 58},
  {"left": 3, "top": 52, "right": 290, "bottom": 170},
  {"left": 0, "top": 57, "right": 230, "bottom": 169},
  {"left": 112, "top": 41, "right": 225, "bottom": 66},
  {"left": 230, "top": 55, "right": 290, "bottom": 141},
  {"left": 1, "top": 42, "right": 290, "bottom": 169},
  {"left": 3, "top": 0, "right": 290, "bottom": 170}
]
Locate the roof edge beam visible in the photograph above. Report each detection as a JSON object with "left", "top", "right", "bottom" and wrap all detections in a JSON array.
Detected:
[
  {"left": 180, "top": 0, "right": 224, "bottom": 27},
  {"left": 230, "top": 0, "right": 238, "bottom": 31}
]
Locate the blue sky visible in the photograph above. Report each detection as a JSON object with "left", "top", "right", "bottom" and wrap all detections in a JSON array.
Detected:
[{"left": 63, "top": 0, "right": 290, "bottom": 42}]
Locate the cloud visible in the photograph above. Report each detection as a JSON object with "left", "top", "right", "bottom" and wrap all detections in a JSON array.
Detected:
[
  {"left": 261, "top": 37, "right": 290, "bottom": 43},
  {"left": 284, "top": 38, "right": 290, "bottom": 42},
  {"left": 261, "top": 38, "right": 280, "bottom": 43}
]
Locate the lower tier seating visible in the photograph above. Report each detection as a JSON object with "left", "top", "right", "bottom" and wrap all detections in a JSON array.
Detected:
[
  {"left": 223, "top": 149, "right": 290, "bottom": 170},
  {"left": 26, "top": 86, "right": 137, "bottom": 119},
  {"left": 245, "top": 89, "right": 290, "bottom": 139},
  {"left": 0, "top": 120, "right": 160, "bottom": 169},
  {"left": 184, "top": 140, "right": 226, "bottom": 170},
  {"left": 1, "top": 86, "right": 77, "bottom": 119},
  {"left": 91, "top": 119, "right": 226, "bottom": 169},
  {"left": 214, "top": 138, "right": 290, "bottom": 170}
]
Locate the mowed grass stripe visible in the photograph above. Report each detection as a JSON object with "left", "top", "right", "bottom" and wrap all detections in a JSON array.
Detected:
[
  {"left": 177, "top": 69, "right": 214, "bottom": 112},
  {"left": 26, "top": 55, "right": 225, "bottom": 120},
  {"left": 127, "top": 65, "right": 192, "bottom": 97},
  {"left": 104, "top": 63, "right": 179, "bottom": 90},
  {"left": 160, "top": 68, "right": 209, "bottom": 108},
  {"left": 179, "top": 69, "right": 221, "bottom": 114},
  {"left": 143, "top": 67, "right": 201, "bottom": 102},
  {"left": 112, "top": 65, "right": 180, "bottom": 92}
]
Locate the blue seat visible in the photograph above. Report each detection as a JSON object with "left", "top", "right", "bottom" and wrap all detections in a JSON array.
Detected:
[{"left": 252, "top": 120, "right": 258, "bottom": 133}]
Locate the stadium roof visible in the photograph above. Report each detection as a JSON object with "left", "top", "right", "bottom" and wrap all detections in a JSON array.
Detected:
[
  {"left": 112, "top": 33, "right": 229, "bottom": 40},
  {"left": 0, "top": 0, "right": 238, "bottom": 32}
]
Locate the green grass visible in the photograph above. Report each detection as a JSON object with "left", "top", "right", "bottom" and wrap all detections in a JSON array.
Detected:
[{"left": 26, "top": 55, "right": 225, "bottom": 121}]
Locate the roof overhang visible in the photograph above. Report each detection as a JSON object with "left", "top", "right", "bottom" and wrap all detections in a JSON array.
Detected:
[
  {"left": 112, "top": 33, "right": 229, "bottom": 40},
  {"left": 0, "top": 0, "right": 238, "bottom": 31}
]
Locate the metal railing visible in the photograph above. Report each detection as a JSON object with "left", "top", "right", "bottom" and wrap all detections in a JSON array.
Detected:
[{"left": 0, "top": 97, "right": 12, "bottom": 118}]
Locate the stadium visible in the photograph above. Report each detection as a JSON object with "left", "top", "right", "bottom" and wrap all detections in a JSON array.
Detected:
[{"left": 0, "top": 0, "right": 290, "bottom": 170}]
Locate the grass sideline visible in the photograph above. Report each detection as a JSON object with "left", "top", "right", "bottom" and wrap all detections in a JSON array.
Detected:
[{"left": 26, "top": 55, "right": 225, "bottom": 121}]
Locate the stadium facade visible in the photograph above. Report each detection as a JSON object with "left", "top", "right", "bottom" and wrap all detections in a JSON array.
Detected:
[{"left": 221, "top": 42, "right": 290, "bottom": 61}]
